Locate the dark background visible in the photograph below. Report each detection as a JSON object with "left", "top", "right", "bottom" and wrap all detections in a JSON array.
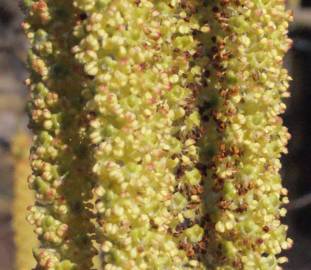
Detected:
[
  {"left": 302, "top": 1, "right": 311, "bottom": 7},
  {"left": 0, "top": 0, "right": 310, "bottom": 269}
]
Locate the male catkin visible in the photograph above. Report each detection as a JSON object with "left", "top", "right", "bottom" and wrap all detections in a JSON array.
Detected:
[{"left": 24, "top": 1, "right": 292, "bottom": 269}]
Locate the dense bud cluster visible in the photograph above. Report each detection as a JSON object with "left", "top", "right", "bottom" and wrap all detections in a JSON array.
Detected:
[
  {"left": 24, "top": 0, "right": 292, "bottom": 269},
  {"left": 74, "top": 0, "right": 208, "bottom": 268},
  {"left": 24, "top": 1, "right": 95, "bottom": 269},
  {"left": 199, "top": 1, "right": 293, "bottom": 269}
]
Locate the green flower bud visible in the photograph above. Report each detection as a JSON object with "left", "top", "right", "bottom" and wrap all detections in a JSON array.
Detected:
[{"left": 184, "top": 225, "right": 204, "bottom": 243}]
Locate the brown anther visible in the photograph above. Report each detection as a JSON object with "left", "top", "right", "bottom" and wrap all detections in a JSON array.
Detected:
[
  {"left": 137, "top": 246, "right": 144, "bottom": 253},
  {"left": 187, "top": 203, "right": 199, "bottom": 209},
  {"left": 33, "top": 0, "right": 47, "bottom": 11},
  {"left": 232, "top": 259, "right": 243, "bottom": 269},
  {"left": 218, "top": 199, "right": 231, "bottom": 210},
  {"left": 186, "top": 244, "right": 195, "bottom": 257},
  {"left": 212, "top": 6, "right": 220, "bottom": 13},
  {"left": 236, "top": 202, "right": 248, "bottom": 213},
  {"left": 79, "top": 13, "right": 88, "bottom": 20},
  {"left": 256, "top": 238, "right": 264, "bottom": 245},
  {"left": 231, "top": 145, "right": 240, "bottom": 155},
  {"left": 150, "top": 219, "right": 159, "bottom": 229}
]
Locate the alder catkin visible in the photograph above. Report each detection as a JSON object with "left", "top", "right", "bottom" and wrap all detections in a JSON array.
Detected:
[
  {"left": 23, "top": 0, "right": 292, "bottom": 269},
  {"left": 24, "top": 1, "right": 95, "bottom": 269},
  {"left": 74, "top": 1, "right": 208, "bottom": 268},
  {"left": 199, "top": 1, "right": 293, "bottom": 269}
]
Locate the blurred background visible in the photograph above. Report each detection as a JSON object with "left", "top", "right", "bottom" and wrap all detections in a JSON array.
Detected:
[
  {"left": 0, "top": 0, "right": 311, "bottom": 269},
  {"left": 0, "top": 0, "right": 29, "bottom": 269}
]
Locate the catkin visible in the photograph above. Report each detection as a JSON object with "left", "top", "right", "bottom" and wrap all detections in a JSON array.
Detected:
[
  {"left": 23, "top": 0, "right": 292, "bottom": 269},
  {"left": 24, "top": 1, "right": 95, "bottom": 269},
  {"left": 200, "top": 1, "right": 292, "bottom": 269},
  {"left": 74, "top": 1, "right": 207, "bottom": 268}
]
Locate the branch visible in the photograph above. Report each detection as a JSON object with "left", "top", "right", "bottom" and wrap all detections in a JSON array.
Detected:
[{"left": 288, "top": 193, "right": 311, "bottom": 210}]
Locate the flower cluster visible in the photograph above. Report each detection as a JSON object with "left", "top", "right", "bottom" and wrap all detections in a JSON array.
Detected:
[
  {"left": 24, "top": 0, "right": 292, "bottom": 269},
  {"left": 73, "top": 0, "right": 209, "bottom": 269},
  {"left": 24, "top": 1, "right": 95, "bottom": 269},
  {"left": 199, "top": 1, "right": 293, "bottom": 269}
]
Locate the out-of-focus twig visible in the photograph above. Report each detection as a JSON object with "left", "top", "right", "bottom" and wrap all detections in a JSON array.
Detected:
[
  {"left": 288, "top": 193, "right": 311, "bottom": 210},
  {"left": 292, "top": 8, "right": 311, "bottom": 27},
  {"left": 0, "top": 197, "right": 11, "bottom": 216}
]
